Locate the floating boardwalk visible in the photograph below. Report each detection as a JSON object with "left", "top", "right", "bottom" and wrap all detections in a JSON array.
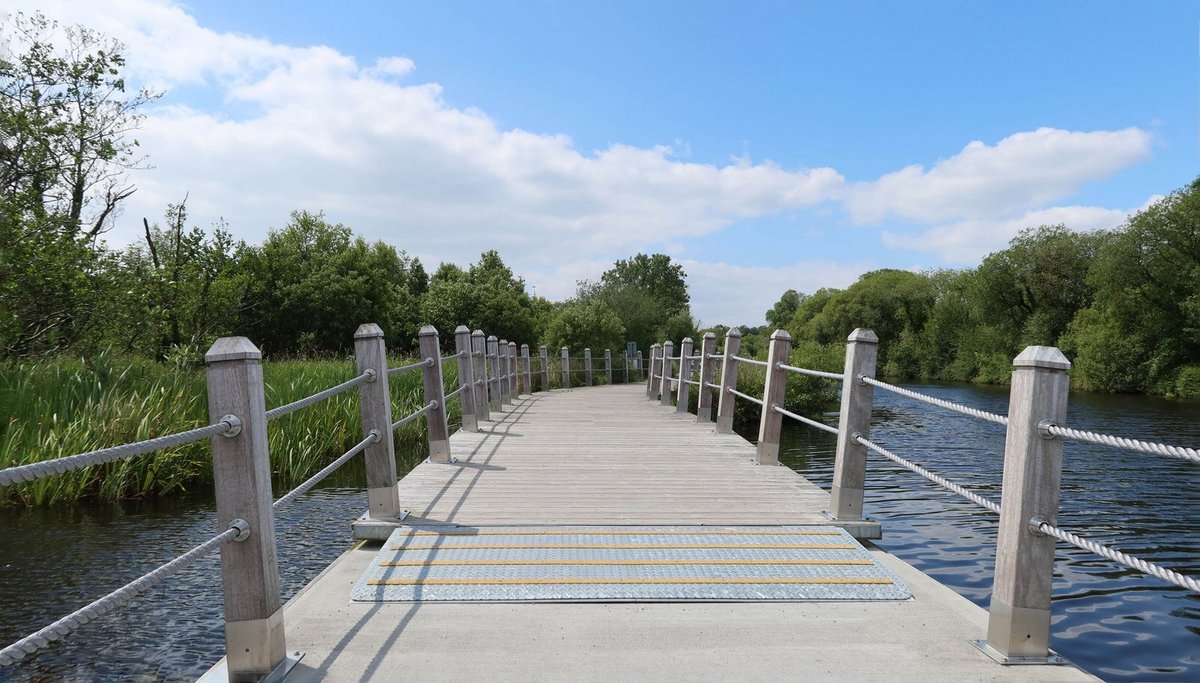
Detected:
[{"left": 276, "top": 384, "right": 1096, "bottom": 681}]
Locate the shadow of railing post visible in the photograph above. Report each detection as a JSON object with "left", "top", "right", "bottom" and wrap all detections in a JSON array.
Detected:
[{"left": 204, "top": 336, "right": 288, "bottom": 681}]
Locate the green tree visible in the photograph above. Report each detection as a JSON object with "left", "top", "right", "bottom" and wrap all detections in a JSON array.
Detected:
[
  {"left": 766, "top": 289, "right": 803, "bottom": 329},
  {"left": 588, "top": 253, "right": 692, "bottom": 352},
  {"left": 542, "top": 299, "right": 626, "bottom": 353}
]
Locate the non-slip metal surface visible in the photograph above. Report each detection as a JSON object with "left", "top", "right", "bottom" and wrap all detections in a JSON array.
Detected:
[{"left": 352, "top": 526, "right": 911, "bottom": 602}]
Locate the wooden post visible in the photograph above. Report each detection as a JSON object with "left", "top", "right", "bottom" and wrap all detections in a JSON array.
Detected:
[
  {"left": 830, "top": 329, "right": 878, "bottom": 520},
  {"left": 205, "top": 337, "right": 286, "bottom": 680},
  {"left": 497, "top": 340, "right": 510, "bottom": 405},
  {"left": 676, "top": 337, "right": 693, "bottom": 413},
  {"left": 520, "top": 344, "right": 530, "bottom": 395},
  {"left": 487, "top": 335, "right": 502, "bottom": 412},
  {"left": 621, "top": 349, "right": 628, "bottom": 384},
  {"left": 561, "top": 347, "right": 570, "bottom": 388},
  {"left": 985, "top": 346, "right": 1071, "bottom": 662},
  {"left": 605, "top": 349, "right": 613, "bottom": 384},
  {"left": 646, "top": 344, "right": 660, "bottom": 398},
  {"left": 756, "top": 330, "right": 791, "bottom": 465},
  {"left": 715, "top": 329, "right": 742, "bottom": 433},
  {"left": 454, "top": 326, "right": 478, "bottom": 432},
  {"left": 584, "top": 348, "right": 593, "bottom": 386},
  {"left": 419, "top": 326, "right": 451, "bottom": 463},
  {"left": 659, "top": 340, "right": 674, "bottom": 407},
  {"left": 471, "top": 330, "right": 491, "bottom": 423},
  {"left": 539, "top": 345, "right": 549, "bottom": 392},
  {"left": 696, "top": 332, "right": 718, "bottom": 423},
  {"left": 636, "top": 351, "right": 643, "bottom": 380},
  {"left": 353, "top": 324, "right": 401, "bottom": 518},
  {"left": 507, "top": 341, "right": 518, "bottom": 399}
]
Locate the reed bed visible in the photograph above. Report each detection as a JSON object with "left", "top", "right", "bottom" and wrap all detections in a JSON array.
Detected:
[{"left": 0, "top": 352, "right": 460, "bottom": 506}]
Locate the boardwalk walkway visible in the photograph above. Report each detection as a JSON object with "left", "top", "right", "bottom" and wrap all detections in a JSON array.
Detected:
[{"left": 274, "top": 384, "right": 1095, "bottom": 681}]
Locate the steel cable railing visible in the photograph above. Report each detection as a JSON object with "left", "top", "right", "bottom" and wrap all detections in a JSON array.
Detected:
[
  {"left": 0, "top": 520, "right": 247, "bottom": 666},
  {"left": 388, "top": 357, "right": 433, "bottom": 377},
  {"left": 265, "top": 370, "right": 373, "bottom": 421},
  {"left": 444, "top": 384, "right": 467, "bottom": 402},
  {"left": 778, "top": 363, "right": 843, "bottom": 381},
  {"left": 772, "top": 404, "right": 839, "bottom": 436},
  {"left": 0, "top": 419, "right": 238, "bottom": 487},
  {"left": 731, "top": 355, "right": 768, "bottom": 368},
  {"left": 1042, "top": 424, "right": 1200, "bottom": 465},
  {"left": 392, "top": 401, "right": 436, "bottom": 431},
  {"left": 273, "top": 432, "right": 379, "bottom": 510},
  {"left": 1034, "top": 520, "right": 1200, "bottom": 593},
  {"left": 854, "top": 434, "right": 1001, "bottom": 514},
  {"left": 728, "top": 388, "right": 764, "bottom": 407},
  {"left": 861, "top": 376, "right": 1009, "bottom": 426}
]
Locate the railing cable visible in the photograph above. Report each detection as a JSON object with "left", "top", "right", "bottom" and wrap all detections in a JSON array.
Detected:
[
  {"left": 273, "top": 432, "right": 378, "bottom": 510},
  {"left": 0, "top": 419, "right": 238, "bottom": 488},
  {"left": 265, "top": 370, "right": 372, "bottom": 421},
  {"left": 861, "top": 376, "right": 1009, "bottom": 426},
  {"left": 773, "top": 404, "right": 839, "bottom": 436},
  {"left": 388, "top": 357, "right": 434, "bottom": 377},
  {"left": 1034, "top": 520, "right": 1199, "bottom": 593},
  {"left": 728, "top": 388, "right": 764, "bottom": 407},
  {"left": 731, "top": 355, "right": 768, "bottom": 368},
  {"left": 778, "top": 363, "right": 843, "bottom": 381},
  {"left": 392, "top": 401, "right": 436, "bottom": 431},
  {"left": 1042, "top": 424, "right": 1200, "bottom": 465},
  {"left": 0, "top": 521, "right": 246, "bottom": 666},
  {"left": 854, "top": 434, "right": 1001, "bottom": 514}
]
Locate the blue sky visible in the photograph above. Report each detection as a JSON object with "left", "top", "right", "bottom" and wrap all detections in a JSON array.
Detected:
[{"left": 12, "top": 1, "right": 1198, "bottom": 324}]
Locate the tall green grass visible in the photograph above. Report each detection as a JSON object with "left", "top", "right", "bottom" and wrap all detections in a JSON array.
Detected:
[{"left": 0, "top": 352, "right": 461, "bottom": 506}]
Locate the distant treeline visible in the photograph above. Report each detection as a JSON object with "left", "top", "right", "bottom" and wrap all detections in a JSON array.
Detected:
[{"left": 744, "top": 179, "right": 1200, "bottom": 398}]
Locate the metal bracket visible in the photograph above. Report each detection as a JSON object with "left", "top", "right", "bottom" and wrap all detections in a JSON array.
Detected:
[
  {"left": 229, "top": 518, "right": 251, "bottom": 542},
  {"left": 1037, "top": 419, "right": 1058, "bottom": 440},
  {"left": 261, "top": 651, "right": 305, "bottom": 682},
  {"left": 363, "top": 368, "right": 377, "bottom": 383},
  {"left": 971, "top": 640, "right": 1068, "bottom": 665},
  {"left": 1028, "top": 515, "right": 1049, "bottom": 537},
  {"left": 220, "top": 415, "right": 242, "bottom": 437}
]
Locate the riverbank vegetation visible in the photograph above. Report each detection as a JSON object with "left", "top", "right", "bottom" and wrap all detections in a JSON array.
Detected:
[{"left": 750, "top": 179, "right": 1200, "bottom": 398}]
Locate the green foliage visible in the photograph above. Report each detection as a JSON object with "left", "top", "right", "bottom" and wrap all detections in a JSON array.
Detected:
[
  {"left": 587, "top": 253, "right": 692, "bottom": 353},
  {"left": 1174, "top": 365, "right": 1200, "bottom": 399},
  {"left": 543, "top": 299, "right": 625, "bottom": 352},
  {"left": 765, "top": 289, "right": 803, "bottom": 329}
]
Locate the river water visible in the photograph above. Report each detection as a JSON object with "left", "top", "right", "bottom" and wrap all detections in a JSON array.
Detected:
[{"left": 0, "top": 382, "right": 1197, "bottom": 681}]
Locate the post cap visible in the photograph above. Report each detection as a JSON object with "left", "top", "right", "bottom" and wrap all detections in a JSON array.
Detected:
[
  {"left": 472, "top": 329, "right": 485, "bottom": 338},
  {"left": 726, "top": 328, "right": 742, "bottom": 338},
  {"left": 585, "top": 347, "right": 591, "bottom": 352},
  {"left": 206, "top": 337, "right": 261, "bottom": 364},
  {"left": 682, "top": 336, "right": 693, "bottom": 343},
  {"left": 488, "top": 335, "right": 498, "bottom": 342},
  {"left": 703, "top": 331, "right": 716, "bottom": 339},
  {"left": 521, "top": 343, "right": 529, "bottom": 350},
  {"left": 539, "top": 345, "right": 547, "bottom": 351},
  {"left": 508, "top": 341, "right": 516, "bottom": 348},
  {"left": 847, "top": 328, "right": 879, "bottom": 344},
  {"left": 418, "top": 325, "right": 439, "bottom": 337},
  {"left": 1013, "top": 346, "right": 1071, "bottom": 371},
  {"left": 454, "top": 324, "right": 470, "bottom": 334},
  {"left": 354, "top": 323, "right": 385, "bottom": 339},
  {"left": 769, "top": 329, "right": 791, "bottom": 341}
]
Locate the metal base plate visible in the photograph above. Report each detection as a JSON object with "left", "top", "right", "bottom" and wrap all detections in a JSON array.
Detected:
[
  {"left": 971, "top": 640, "right": 1069, "bottom": 665},
  {"left": 352, "top": 525, "right": 911, "bottom": 603}
]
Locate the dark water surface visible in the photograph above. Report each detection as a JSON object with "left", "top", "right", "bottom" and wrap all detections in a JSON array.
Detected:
[
  {"left": 774, "top": 382, "right": 1200, "bottom": 682},
  {"left": 1, "top": 383, "right": 1198, "bottom": 681}
]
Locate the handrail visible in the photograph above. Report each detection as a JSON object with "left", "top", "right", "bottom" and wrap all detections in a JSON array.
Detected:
[
  {"left": 728, "top": 388, "right": 764, "bottom": 406},
  {"left": 0, "top": 521, "right": 246, "bottom": 666},
  {"left": 273, "top": 431, "right": 379, "bottom": 510},
  {"left": 0, "top": 419, "right": 238, "bottom": 487},
  {"left": 1042, "top": 423, "right": 1199, "bottom": 465},
  {"left": 388, "top": 357, "right": 434, "bottom": 376},
  {"left": 444, "top": 384, "right": 467, "bottom": 402},
  {"left": 772, "top": 404, "right": 838, "bottom": 436},
  {"left": 392, "top": 400, "right": 437, "bottom": 431},
  {"left": 777, "top": 363, "right": 843, "bottom": 381},
  {"left": 861, "top": 375, "right": 1009, "bottom": 426},
  {"left": 854, "top": 434, "right": 1001, "bottom": 514},
  {"left": 731, "top": 355, "right": 768, "bottom": 368},
  {"left": 265, "top": 370, "right": 373, "bottom": 421}
]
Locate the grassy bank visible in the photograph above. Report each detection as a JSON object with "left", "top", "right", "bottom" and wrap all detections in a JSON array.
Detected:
[{"left": 0, "top": 352, "right": 461, "bottom": 506}]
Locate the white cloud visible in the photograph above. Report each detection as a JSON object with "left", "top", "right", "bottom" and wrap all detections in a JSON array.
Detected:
[
  {"left": 881, "top": 204, "right": 1133, "bottom": 264},
  {"left": 845, "top": 127, "right": 1152, "bottom": 224},
  {"left": 681, "top": 260, "right": 871, "bottom": 327}
]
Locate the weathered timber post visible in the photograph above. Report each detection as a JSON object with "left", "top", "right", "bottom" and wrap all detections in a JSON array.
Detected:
[
  {"left": 487, "top": 335, "right": 502, "bottom": 412},
  {"left": 621, "top": 349, "right": 628, "bottom": 384},
  {"left": 715, "top": 329, "right": 742, "bottom": 433},
  {"left": 419, "top": 326, "right": 451, "bottom": 463},
  {"left": 646, "top": 344, "right": 660, "bottom": 398},
  {"left": 584, "top": 348, "right": 593, "bottom": 386},
  {"left": 454, "top": 326, "right": 478, "bottom": 432},
  {"left": 497, "top": 340, "right": 510, "bottom": 405},
  {"left": 659, "top": 340, "right": 674, "bottom": 407},
  {"left": 830, "top": 329, "right": 878, "bottom": 520},
  {"left": 353, "top": 324, "right": 401, "bottom": 517},
  {"left": 696, "top": 332, "right": 718, "bottom": 423},
  {"left": 605, "top": 349, "right": 613, "bottom": 384},
  {"left": 561, "top": 347, "right": 571, "bottom": 388},
  {"left": 205, "top": 337, "right": 286, "bottom": 680},
  {"left": 984, "top": 346, "right": 1071, "bottom": 662},
  {"left": 636, "top": 351, "right": 643, "bottom": 380},
  {"left": 507, "top": 341, "right": 518, "bottom": 399},
  {"left": 539, "top": 345, "right": 549, "bottom": 392},
  {"left": 756, "top": 330, "right": 792, "bottom": 465},
  {"left": 676, "top": 337, "right": 693, "bottom": 413},
  {"left": 522, "top": 344, "right": 532, "bottom": 395},
  {"left": 471, "top": 330, "right": 491, "bottom": 423}
]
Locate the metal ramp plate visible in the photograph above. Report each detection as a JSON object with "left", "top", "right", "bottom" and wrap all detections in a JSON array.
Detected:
[{"left": 351, "top": 526, "right": 911, "bottom": 602}]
